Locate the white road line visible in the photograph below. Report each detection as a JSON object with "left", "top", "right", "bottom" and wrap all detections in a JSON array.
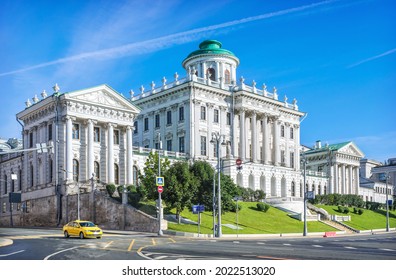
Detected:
[
  {"left": 154, "top": 255, "right": 168, "bottom": 260},
  {"left": 0, "top": 250, "right": 25, "bottom": 257},
  {"left": 380, "top": 248, "right": 395, "bottom": 252},
  {"left": 233, "top": 241, "right": 240, "bottom": 244},
  {"left": 312, "top": 245, "right": 323, "bottom": 248},
  {"left": 44, "top": 246, "right": 81, "bottom": 260},
  {"left": 344, "top": 246, "right": 356, "bottom": 250},
  {"left": 257, "top": 242, "right": 265, "bottom": 245},
  {"left": 283, "top": 243, "right": 291, "bottom": 246}
]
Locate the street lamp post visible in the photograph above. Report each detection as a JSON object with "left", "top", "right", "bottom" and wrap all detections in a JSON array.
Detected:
[
  {"left": 211, "top": 132, "right": 226, "bottom": 238},
  {"left": 212, "top": 171, "right": 216, "bottom": 237},
  {"left": 385, "top": 173, "right": 390, "bottom": 232},
  {"left": 157, "top": 132, "right": 163, "bottom": 236},
  {"left": 301, "top": 152, "right": 308, "bottom": 236}
]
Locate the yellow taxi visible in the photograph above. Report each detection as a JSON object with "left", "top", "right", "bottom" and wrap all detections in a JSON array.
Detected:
[{"left": 63, "top": 220, "right": 103, "bottom": 239}]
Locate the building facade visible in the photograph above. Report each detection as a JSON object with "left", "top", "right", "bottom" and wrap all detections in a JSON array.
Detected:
[{"left": 0, "top": 39, "right": 385, "bottom": 228}]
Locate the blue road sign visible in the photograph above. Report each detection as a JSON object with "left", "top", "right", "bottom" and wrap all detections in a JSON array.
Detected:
[
  {"left": 192, "top": 205, "right": 205, "bottom": 214},
  {"left": 156, "top": 176, "right": 164, "bottom": 186}
]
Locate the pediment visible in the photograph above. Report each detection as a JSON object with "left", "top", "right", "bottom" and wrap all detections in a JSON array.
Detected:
[
  {"left": 338, "top": 142, "right": 364, "bottom": 158},
  {"left": 66, "top": 84, "right": 140, "bottom": 114}
]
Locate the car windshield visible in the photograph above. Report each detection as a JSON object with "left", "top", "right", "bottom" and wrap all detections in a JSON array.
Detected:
[{"left": 79, "top": 222, "right": 96, "bottom": 227}]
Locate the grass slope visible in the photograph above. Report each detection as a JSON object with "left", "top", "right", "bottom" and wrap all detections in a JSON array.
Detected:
[
  {"left": 316, "top": 205, "right": 396, "bottom": 231},
  {"left": 167, "top": 202, "right": 336, "bottom": 234}
]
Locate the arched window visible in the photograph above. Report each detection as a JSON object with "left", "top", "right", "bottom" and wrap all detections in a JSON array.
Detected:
[
  {"left": 94, "top": 161, "right": 100, "bottom": 182},
  {"left": 312, "top": 183, "right": 315, "bottom": 194},
  {"left": 48, "top": 158, "right": 53, "bottom": 183},
  {"left": 224, "top": 69, "right": 231, "bottom": 84},
  {"left": 133, "top": 166, "right": 139, "bottom": 186},
  {"left": 324, "top": 185, "right": 327, "bottom": 195},
  {"left": 114, "top": 163, "right": 119, "bottom": 185},
  {"left": 281, "top": 125, "right": 285, "bottom": 137},
  {"left": 207, "top": 68, "right": 216, "bottom": 81},
  {"left": 291, "top": 181, "right": 295, "bottom": 197},
  {"left": 73, "top": 159, "right": 79, "bottom": 182}
]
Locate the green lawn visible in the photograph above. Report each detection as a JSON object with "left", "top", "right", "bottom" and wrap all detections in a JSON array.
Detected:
[
  {"left": 316, "top": 205, "right": 396, "bottom": 231},
  {"left": 166, "top": 202, "right": 336, "bottom": 234}
]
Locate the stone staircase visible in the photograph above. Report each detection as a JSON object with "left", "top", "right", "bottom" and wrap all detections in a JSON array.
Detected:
[{"left": 320, "top": 220, "right": 356, "bottom": 234}]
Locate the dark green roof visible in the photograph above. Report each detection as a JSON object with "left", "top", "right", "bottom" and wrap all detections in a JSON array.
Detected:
[
  {"left": 304, "top": 141, "right": 351, "bottom": 155},
  {"left": 183, "top": 40, "right": 238, "bottom": 62}
]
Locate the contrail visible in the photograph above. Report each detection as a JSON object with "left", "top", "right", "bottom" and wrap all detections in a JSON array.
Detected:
[
  {"left": 0, "top": 0, "right": 338, "bottom": 77},
  {"left": 347, "top": 48, "right": 396, "bottom": 68}
]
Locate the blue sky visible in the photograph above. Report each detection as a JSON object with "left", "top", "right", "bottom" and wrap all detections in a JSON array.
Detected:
[{"left": 0, "top": 0, "right": 395, "bottom": 162}]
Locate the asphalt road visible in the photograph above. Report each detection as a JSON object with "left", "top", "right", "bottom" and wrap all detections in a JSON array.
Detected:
[{"left": 1, "top": 227, "right": 395, "bottom": 260}]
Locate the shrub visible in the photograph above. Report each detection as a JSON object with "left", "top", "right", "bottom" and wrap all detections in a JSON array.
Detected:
[
  {"left": 343, "top": 207, "right": 350, "bottom": 214},
  {"left": 353, "top": 207, "right": 358, "bottom": 214},
  {"left": 337, "top": 205, "right": 343, "bottom": 213},
  {"left": 358, "top": 209, "right": 364, "bottom": 215},
  {"left": 230, "top": 202, "right": 243, "bottom": 212},
  {"left": 257, "top": 202, "right": 270, "bottom": 212},
  {"left": 106, "top": 184, "right": 116, "bottom": 197}
]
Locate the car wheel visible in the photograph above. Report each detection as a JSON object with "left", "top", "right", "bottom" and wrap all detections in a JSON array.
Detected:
[
  {"left": 79, "top": 232, "right": 84, "bottom": 239},
  {"left": 64, "top": 231, "right": 69, "bottom": 238},
  {"left": 96, "top": 236, "right": 102, "bottom": 239}
]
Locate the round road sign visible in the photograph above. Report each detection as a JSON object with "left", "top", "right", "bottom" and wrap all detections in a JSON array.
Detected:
[
  {"left": 236, "top": 158, "right": 242, "bottom": 166},
  {"left": 157, "top": 186, "right": 163, "bottom": 193}
]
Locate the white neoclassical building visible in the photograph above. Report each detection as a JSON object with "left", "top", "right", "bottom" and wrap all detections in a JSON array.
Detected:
[
  {"left": 132, "top": 39, "right": 304, "bottom": 198},
  {"left": 0, "top": 39, "right": 378, "bottom": 228}
]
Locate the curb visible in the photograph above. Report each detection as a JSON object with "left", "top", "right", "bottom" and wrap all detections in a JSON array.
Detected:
[{"left": 0, "top": 238, "right": 13, "bottom": 247}]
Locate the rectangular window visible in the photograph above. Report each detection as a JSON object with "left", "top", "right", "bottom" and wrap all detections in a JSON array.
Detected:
[
  {"left": 2, "top": 202, "right": 6, "bottom": 213},
  {"left": 179, "top": 137, "right": 185, "bottom": 153},
  {"left": 3, "top": 175, "right": 7, "bottom": 194},
  {"left": 167, "top": 139, "right": 172, "bottom": 151},
  {"left": 200, "top": 106, "right": 206, "bottom": 120},
  {"left": 25, "top": 200, "right": 31, "bottom": 213},
  {"left": 281, "top": 150, "right": 285, "bottom": 164},
  {"left": 72, "top": 123, "right": 80, "bottom": 139},
  {"left": 290, "top": 127, "right": 294, "bottom": 139},
  {"left": 226, "top": 112, "right": 231, "bottom": 125},
  {"left": 155, "top": 114, "right": 160, "bottom": 128},
  {"left": 213, "top": 143, "right": 217, "bottom": 158},
  {"left": 200, "top": 136, "right": 207, "bottom": 156},
  {"left": 114, "top": 130, "right": 120, "bottom": 145},
  {"left": 167, "top": 111, "right": 172, "bottom": 125},
  {"left": 144, "top": 118, "right": 149, "bottom": 131},
  {"left": 48, "top": 124, "right": 53, "bottom": 141},
  {"left": 214, "top": 109, "right": 219, "bottom": 123},
  {"left": 29, "top": 132, "right": 33, "bottom": 148},
  {"left": 290, "top": 152, "right": 295, "bottom": 168},
  {"left": 179, "top": 106, "right": 184, "bottom": 121},
  {"left": 133, "top": 121, "right": 138, "bottom": 134},
  {"left": 94, "top": 127, "right": 100, "bottom": 142},
  {"left": 155, "top": 142, "right": 160, "bottom": 150},
  {"left": 280, "top": 125, "right": 285, "bottom": 137}
]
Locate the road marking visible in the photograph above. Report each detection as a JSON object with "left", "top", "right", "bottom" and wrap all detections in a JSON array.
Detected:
[
  {"left": 0, "top": 250, "right": 25, "bottom": 257},
  {"left": 257, "top": 255, "right": 293, "bottom": 260},
  {"left": 154, "top": 255, "right": 168, "bottom": 260},
  {"left": 257, "top": 242, "right": 265, "bottom": 245},
  {"left": 168, "top": 238, "right": 176, "bottom": 243},
  {"left": 380, "top": 248, "right": 395, "bottom": 252},
  {"left": 127, "top": 239, "right": 135, "bottom": 251},
  {"left": 210, "top": 240, "right": 217, "bottom": 242},
  {"left": 104, "top": 241, "right": 113, "bottom": 248},
  {"left": 312, "top": 245, "right": 323, "bottom": 248},
  {"left": 233, "top": 241, "right": 240, "bottom": 244},
  {"left": 344, "top": 246, "right": 356, "bottom": 250},
  {"left": 283, "top": 243, "right": 291, "bottom": 246},
  {"left": 44, "top": 246, "right": 82, "bottom": 260},
  {"left": 152, "top": 238, "right": 156, "bottom": 245}
]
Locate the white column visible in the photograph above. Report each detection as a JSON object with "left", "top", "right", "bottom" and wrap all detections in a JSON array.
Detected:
[
  {"left": 87, "top": 119, "right": 94, "bottom": 180},
  {"left": 239, "top": 109, "right": 246, "bottom": 160},
  {"left": 66, "top": 117, "right": 73, "bottom": 181},
  {"left": 294, "top": 125, "right": 300, "bottom": 170},
  {"left": 251, "top": 111, "right": 257, "bottom": 162},
  {"left": 194, "top": 100, "right": 200, "bottom": 157},
  {"left": 354, "top": 167, "right": 359, "bottom": 195},
  {"left": 207, "top": 103, "right": 214, "bottom": 158},
  {"left": 285, "top": 124, "right": 290, "bottom": 167},
  {"left": 126, "top": 126, "right": 133, "bottom": 185},
  {"left": 341, "top": 164, "right": 346, "bottom": 194},
  {"left": 232, "top": 111, "right": 238, "bottom": 158},
  {"left": 274, "top": 119, "right": 280, "bottom": 166},
  {"left": 262, "top": 114, "right": 269, "bottom": 164},
  {"left": 107, "top": 123, "right": 114, "bottom": 183},
  {"left": 348, "top": 165, "right": 353, "bottom": 194},
  {"left": 333, "top": 163, "right": 338, "bottom": 194}
]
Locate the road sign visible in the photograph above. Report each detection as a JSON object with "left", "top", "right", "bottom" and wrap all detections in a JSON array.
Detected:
[
  {"left": 9, "top": 192, "right": 21, "bottom": 203},
  {"left": 192, "top": 205, "right": 205, "bottom": 214},
  {"left": 156, "top": 176, "right": 164, "bottom": 186},
  {"left": 236, "top": 158, "right": 242, "bottom": 166},
  {"left": 306, "top": 191, "right": 315, "bottom": 199},
  {"left": 157, "top": 186, "right": 163, "bottom": 193}
]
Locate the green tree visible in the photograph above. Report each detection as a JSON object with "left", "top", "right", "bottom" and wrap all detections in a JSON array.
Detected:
[
  {"left": 139, "top": 151, "right": 170, "bottom": 200},
  {"left": 219, "top": 173, "right": 241, "bottom": 212},
  {"left": 163, "top": 161, "right": 198, "bottom": 223},
  {"left": 190, "top": 161, "right": 215, "bottom": 210}
]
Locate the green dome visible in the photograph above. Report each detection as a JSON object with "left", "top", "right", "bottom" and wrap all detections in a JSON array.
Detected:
[{"left": 183, "top": 40, "right": 239, "bottom": 66}]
